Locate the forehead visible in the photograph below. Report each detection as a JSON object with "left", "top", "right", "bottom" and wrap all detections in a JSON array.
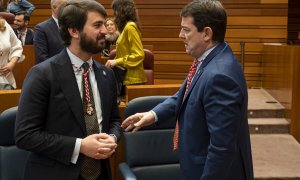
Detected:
[
  {"left": 106, "top": 20, "right": 114, "bottom": 24},
  {"left": 181, "top": 16, "right": 195, "bottom": 28},
  {"left": 86, "top": 11, "right": 105, "bottom": 23},
  {"left": 15, "top": 14, "right": 24, "bottom": 20}
]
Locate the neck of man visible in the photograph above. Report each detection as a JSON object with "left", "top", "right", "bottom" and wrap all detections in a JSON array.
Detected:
[
  {"left": 68, "top": 43, "right": 93, "bottom": 62},
  {"left": 18, "top": 27, "right": 27, "bottom": 33}
]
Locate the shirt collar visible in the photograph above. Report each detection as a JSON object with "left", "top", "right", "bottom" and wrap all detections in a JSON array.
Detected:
[
  {"left": 17, "top": 28, "right": 27, "bottom": 35},
  {"left": 197, "top": 43, "right": 218, "bottom": 62},
  {"left": 52, "top": 15, "right": 59, "bottom": 28},
  {"left": 66, "top": 48, "right": 93, "bottom": 72}
]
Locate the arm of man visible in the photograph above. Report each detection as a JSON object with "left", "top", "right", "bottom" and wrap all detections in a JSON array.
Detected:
[
  {"left": 122, "top": 91, "right": 180, "bottom": 132},
  {"left": 33, "top": 24, "right": 49, "bottom": 64},
  {"left": 201, "top": 74, "right": 244, "bottom": 179}
]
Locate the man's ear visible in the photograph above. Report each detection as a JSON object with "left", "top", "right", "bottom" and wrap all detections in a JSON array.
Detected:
[
  {"left": 68, "top": 27, "right": 79, "bottom": 39},
  {"left": 203, "top": 27, "right": 213, "bottom": 41}
]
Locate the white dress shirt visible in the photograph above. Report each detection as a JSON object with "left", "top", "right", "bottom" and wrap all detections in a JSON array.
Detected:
[{"left": 66, "top": 48, "right": 103, "bottom": 164}]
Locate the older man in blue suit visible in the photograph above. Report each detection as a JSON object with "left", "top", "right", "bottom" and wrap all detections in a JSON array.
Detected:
[
  {"left": 33, "top": 0, "right": 65, "bottom": 64},
  {"left": 122, "top": 1, "right": 254, "bottom": 180}
]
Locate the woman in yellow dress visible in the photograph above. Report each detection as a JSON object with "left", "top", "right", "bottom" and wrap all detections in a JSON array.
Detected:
[{"left": 105, "top": 0, "right": 147, "bottom": 95}]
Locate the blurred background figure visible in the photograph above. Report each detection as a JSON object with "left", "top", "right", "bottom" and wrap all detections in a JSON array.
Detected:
[
  {"left": 33, "top": 0, "right": 65, "bottom": 64},
  {"left": 13, "top": 11, "right": 33, "bottom": 45},
  {"left": 102, "top": 17, "right": 119, "bottom": 57},
  {"left": 105, "top": 0, "right": 147, "bottom": 96},
  {"left": 0, "top": 0, "right": 3, "bottom": 11},
  {"left": 0, "top": 16, "right": 23, "bottom": 89},
  {"left": 7, "top": 0, "right": 35, "bottom": 16}
]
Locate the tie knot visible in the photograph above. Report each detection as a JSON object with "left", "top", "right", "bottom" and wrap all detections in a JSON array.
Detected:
[
  {"left": 191, "top": 59, "right": 200, "bottom": 69},
  {"left": 82, "top": 63, "right": 90, "bottom": 73}
]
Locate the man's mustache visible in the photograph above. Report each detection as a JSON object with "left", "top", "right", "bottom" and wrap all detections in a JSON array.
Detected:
[{"left": 96, "top": 34, "right": 106, "bottom": 41}]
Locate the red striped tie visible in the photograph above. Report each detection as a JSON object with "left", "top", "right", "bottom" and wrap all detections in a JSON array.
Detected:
[{"left": 173, "top": 59, "right": 201, "bottom": 150}]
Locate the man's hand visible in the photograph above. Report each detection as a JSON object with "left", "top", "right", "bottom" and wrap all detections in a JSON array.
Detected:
[
  {"left": 80, "top": 133, "right": 117, "bottom": 160},
  {"left": 121, "top": 111, "right": 155, "bottom": 132}
]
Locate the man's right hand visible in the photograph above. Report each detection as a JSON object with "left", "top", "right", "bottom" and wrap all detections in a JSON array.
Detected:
[
  {"left": 121, "top": 111, "right": 155, "bottom": 132},
  {"left": 80, "top": 133, "right": 117, "bottom": 159}
]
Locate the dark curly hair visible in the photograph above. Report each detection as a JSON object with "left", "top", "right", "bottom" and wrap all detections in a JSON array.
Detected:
[{"left": 111, "top": 0, "right": 140, "bottom": 32}]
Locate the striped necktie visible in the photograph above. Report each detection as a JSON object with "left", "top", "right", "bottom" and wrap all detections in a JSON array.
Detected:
[
  {"left": 80, "top": 62, "right": 102, "bottom": 180},
  {"left": 173, "top": 59, "right": 202, "bottom": 150}
]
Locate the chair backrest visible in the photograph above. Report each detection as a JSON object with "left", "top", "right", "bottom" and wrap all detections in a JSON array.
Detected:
[
  {"left": 0, "top": 12, "right": 15, "bottom": 24},
  {"left": 109, "top": 48, "right": 154, "bottom": 85},
  {"left": 0, "top": 107, "right": 29, "bottom": 180},
  {"left": 122, "top": 96, "right": 181, "bottom": 180}
]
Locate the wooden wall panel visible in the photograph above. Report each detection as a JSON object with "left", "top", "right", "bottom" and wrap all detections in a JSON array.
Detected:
[
  {"left": 262, "top": 44, "right": 300, "bottom": 143},
  {"left": 26, "top": 0, "right": 288, "bottom": 88},
  {"left": 21, "top": 0, "right": 288, "bottom": 90}
]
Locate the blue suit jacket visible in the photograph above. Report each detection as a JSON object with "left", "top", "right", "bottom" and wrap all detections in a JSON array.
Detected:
[
  {"left": 153, "top": 43, "right": 254, "bottom": 180},
  {"left": 15, "top": 49, "right": 122, "bottom": 180},
  {"left": 33, "top": 17, "right": 64, "bottom": 64}
]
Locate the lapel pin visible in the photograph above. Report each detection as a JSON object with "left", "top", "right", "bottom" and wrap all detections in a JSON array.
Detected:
[{"left": 102, "top": 70, "right": 107, "bottom": 76}]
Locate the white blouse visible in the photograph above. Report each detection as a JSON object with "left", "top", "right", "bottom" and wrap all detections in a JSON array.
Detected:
[{"left": 0, "top": 20, "right": 23, "bottom": 88}]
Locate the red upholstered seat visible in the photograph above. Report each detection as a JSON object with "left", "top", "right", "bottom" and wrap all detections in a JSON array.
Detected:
[
  {"left": 109, "top": 48, "right": 154, "bottom": 84},
  {"left": 0, "top": 12, "right": 15, "bottom": 24}
]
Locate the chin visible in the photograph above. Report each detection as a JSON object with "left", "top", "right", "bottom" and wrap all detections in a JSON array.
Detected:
[{"left": 186, "top": 49, "right": 192, "bottom": 55}]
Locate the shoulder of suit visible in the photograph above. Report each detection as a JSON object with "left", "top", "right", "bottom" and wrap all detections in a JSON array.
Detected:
[
  {"left": 35, "top": 18, "right": 54, "bottom": 28},
  {"left": 27, "top": 28, "right": 34, "bottom": 33}
]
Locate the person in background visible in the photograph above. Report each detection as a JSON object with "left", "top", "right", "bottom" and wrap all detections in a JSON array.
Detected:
[
  {"left": 122, "top": 0, "right": 254, "bottom": 180},
  {"left": 102, "top": 17, "right": 119, "bottom": 57},
  {"left": 13, "top": 11, "right": 33, "bottom": 45},
  {"left": 0, "top": 0, "right": 3, "bottom": 11},
  {"left": 7, "top": 0, "right": 35, "bottom": 15},
  {"left": 105, "top": 0, "right": 147, "bottom": 96},
  {"left": 15, "top": 0, "right": 122, "bottom": 179},
  {"left": 0, "top": 16, "right": 23, "bottom": 89},
  {"left": 33, "top": 0, "right": 65, "bottom": 64}
]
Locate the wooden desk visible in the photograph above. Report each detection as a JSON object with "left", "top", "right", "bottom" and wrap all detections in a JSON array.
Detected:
[
  {"left": 0, "top": 89, "right": 21, "bottom": 113},
  {"left": 13, "top": 45, "right": 36, "bottom": 89}
]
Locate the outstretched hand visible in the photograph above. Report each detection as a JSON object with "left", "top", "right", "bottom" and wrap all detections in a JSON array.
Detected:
[{"left": 121, "top": 111, "right": 155, "bottom": 132}]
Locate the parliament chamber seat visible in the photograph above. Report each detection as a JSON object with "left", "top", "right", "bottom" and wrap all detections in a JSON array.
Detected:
[
  {"left": 0, "top": 107, "right": 29, "bottom": 180},
  {"left": 0, "top": 12, "right": 14, "bottom": 24},
  {"left": 119, "top": 96, "right": 181, "bottom": 180}
]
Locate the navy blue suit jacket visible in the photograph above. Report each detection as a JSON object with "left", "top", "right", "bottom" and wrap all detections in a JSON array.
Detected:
[
  {"left": 13, "top": 28, "right": 34, "bottom": 45},
  {"left": 153, "top": 43, "right": 254, "bottom": 180},
  {"left": 33, "top": 17, "right": 64, "bottom": 64},
  {"left": 15, "top": 49, "right": 122, "bottom": 180}
]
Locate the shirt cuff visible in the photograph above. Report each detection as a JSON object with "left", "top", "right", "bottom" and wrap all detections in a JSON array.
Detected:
[
  {"left": 109, "top": 134, "right": 117, "bottom": 143},
  {"left": 150, "top": 110, "right": 158, "bottom": 122},
  {"left": 71, "top": 138, "right": 81, "bottom": 164}
]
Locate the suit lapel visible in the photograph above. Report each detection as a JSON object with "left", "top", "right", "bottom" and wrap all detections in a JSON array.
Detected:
[
  {"left": 93, "top": 62, "right": 110, "bottom": 130},
  {"left": 25, "top": 29, "right": 33, "bottom": 45},
  {"left": 52, "top": 49, "right": 86, "bottom": 134}
]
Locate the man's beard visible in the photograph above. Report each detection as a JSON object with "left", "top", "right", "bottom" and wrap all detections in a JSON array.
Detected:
[{"left": 79, "top": 32, "right": 105, "bottom": 54}]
